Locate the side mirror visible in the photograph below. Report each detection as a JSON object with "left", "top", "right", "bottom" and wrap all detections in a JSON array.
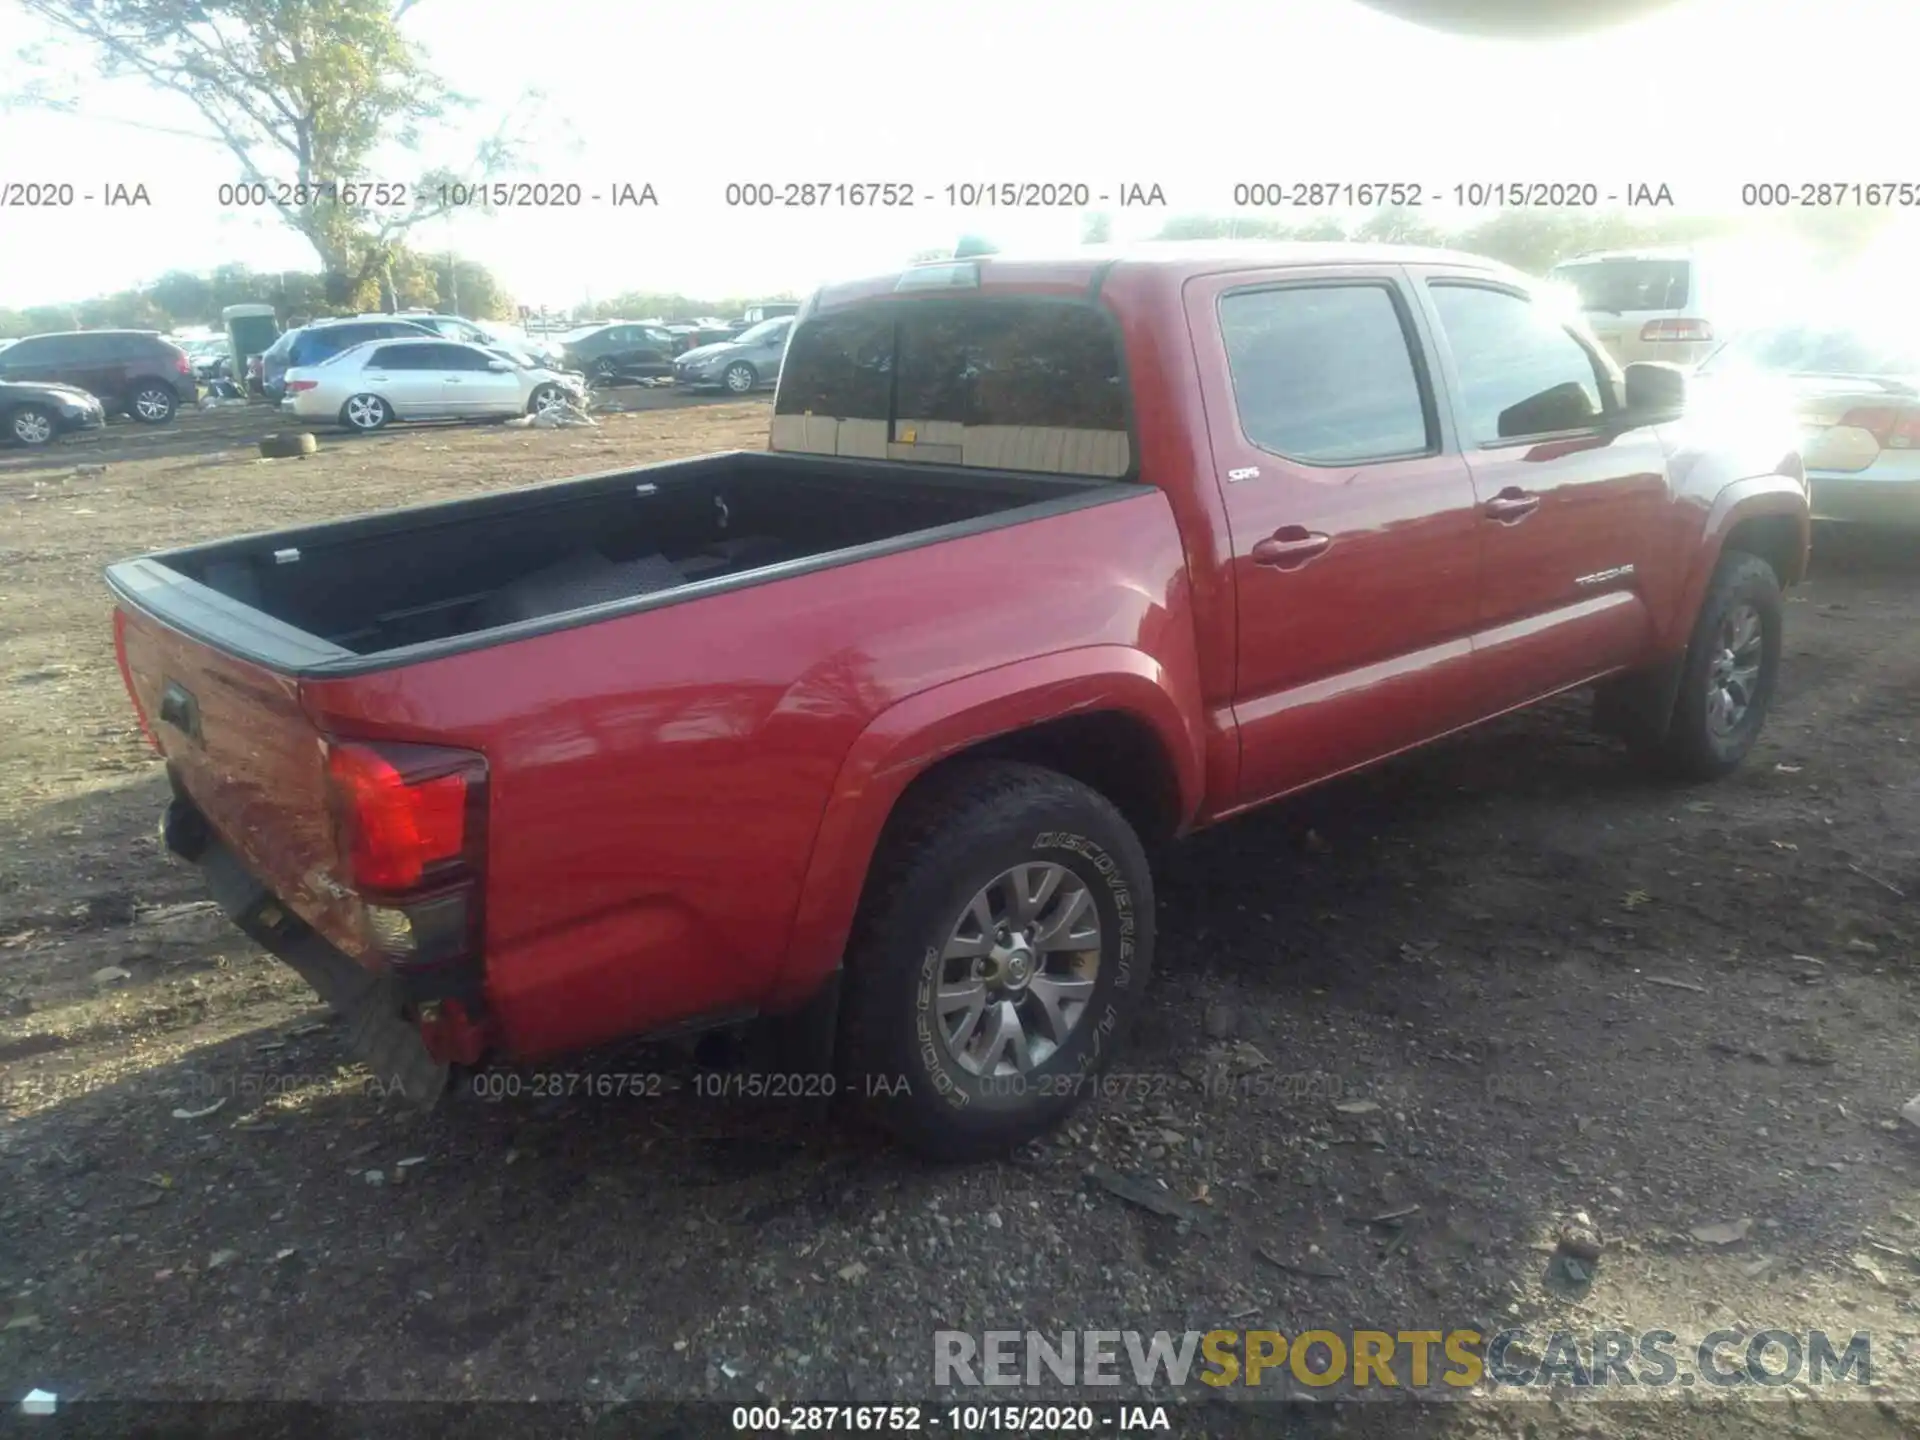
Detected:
[
  {"left": 1622, "top": 361, "right": 1687, "bottom": 423},
  {"left": 487, "top": 359, "right": 513, "bottom": 372}
]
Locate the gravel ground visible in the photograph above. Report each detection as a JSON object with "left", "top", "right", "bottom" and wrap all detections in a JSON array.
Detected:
[{"left": 0, "top": 405, "right": 1916, "bottom": 1439}]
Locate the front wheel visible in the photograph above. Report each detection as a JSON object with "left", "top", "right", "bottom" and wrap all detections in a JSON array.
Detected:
[
  {"left": 1651, "top": 551, "right": 1783, "bottom": 781},
  {"left": 527, "top": 383, "right": 569, "bottom": 415},
  {"left": 7, "top": 404, "right": 56, "bottom": 447},
  {"left": 839, "top": 761, "right": 1155, "bottom": 1160},
  {"left": 723, "top": 362, "right": 757, "bottom": 395}
]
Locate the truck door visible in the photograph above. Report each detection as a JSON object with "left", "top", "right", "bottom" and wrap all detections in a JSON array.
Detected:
[
  {"left": 1183, "top": 266, "right": 1486, "bottom": 807},
  {"left": 1407, "top": 272, "right": 1673, "bottom": 710}
]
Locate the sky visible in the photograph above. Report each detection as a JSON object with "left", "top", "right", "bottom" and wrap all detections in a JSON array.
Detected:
[{"left": 0, "top": 0, "right": 1915, "bottom": 311}]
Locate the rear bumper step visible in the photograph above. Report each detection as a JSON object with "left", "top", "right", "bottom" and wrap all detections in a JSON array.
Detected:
[{"left": 165, "top": 799, "right": 450, "bottom": 1106}]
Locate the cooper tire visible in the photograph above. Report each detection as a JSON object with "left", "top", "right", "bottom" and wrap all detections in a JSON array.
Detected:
[
  {"left": 1653, "top": 551, "right": 1783, "bottom": 781},
  {"left": 839, "top": 760, "right": 1155, "bottom": 1160},
  {"left": 257, "top": 431, "right": 318, "bottom": 459}
]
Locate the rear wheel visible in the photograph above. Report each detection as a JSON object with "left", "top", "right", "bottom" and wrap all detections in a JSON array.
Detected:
[
  {"left": 839, "top": 761, "right": 1155, "bottom": 1160},
  {"left": 6, "top": 404, "right": 56, "bottom": 447},
  {"left": 723, "top": 362, "right": 757, "bottom": 395},
  {"left": 128, "top": 382, "right": 177, "bottom": 424},
  {"left": 340, "top": 393, "right": 390, "bottom": 432},
  {"left": 1649, "top": 551, "right": 1783, "bottom": 781}
]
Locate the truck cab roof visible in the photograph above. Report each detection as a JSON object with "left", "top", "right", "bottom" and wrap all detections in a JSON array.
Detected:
[{"left": 811, "top": 242, "right": 1522, "bottom": 312}]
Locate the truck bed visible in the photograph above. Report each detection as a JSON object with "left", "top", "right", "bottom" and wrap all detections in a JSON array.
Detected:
[{"left": 106, "top": 450, "right": 1129, "bottom": 674}]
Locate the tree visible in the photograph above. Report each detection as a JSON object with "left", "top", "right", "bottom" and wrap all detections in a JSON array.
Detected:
[
  {"left": 8, "top": 0, "right": 530, "bottom": 306},
  {"left": 0, "top": 254, "right": 516, "bottom": 337}
]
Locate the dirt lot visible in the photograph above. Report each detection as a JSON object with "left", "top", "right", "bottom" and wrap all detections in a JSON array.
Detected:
[{"left": 0, "top": 402, "right": 1916, "bottom": 1438}]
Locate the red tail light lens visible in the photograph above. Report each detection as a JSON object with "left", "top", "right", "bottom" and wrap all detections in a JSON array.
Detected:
[
  {"left": 1640, "top": 319, "right": 1714, "bottom": 344},
  {"left": 287, "top": 379, "right": 319, "bottom": 393},
  {"left": 1838, "top": 405, "right": 1920, "bottom": 450},
  {"left": 112, "top": 609, "right": 160, "bottom": 752},
  {"left": 324, "top": 740, "right": 485, "bottom": 892}
]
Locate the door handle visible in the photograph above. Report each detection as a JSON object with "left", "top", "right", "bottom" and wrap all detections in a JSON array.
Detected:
[
  {"left": 445, "top": 378, "right": 463, "bottom": 384},
  {"left": 1250, "top": 527, "right": 1333, "bottom": 569},
  {"left": 1484, "top": 490, "right": 1540, "bottom": 523}
]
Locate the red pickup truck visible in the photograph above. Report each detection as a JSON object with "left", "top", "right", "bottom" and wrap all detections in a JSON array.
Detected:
[{"left": 108, "top": 244, "right": 1809, "bottom": 1157}]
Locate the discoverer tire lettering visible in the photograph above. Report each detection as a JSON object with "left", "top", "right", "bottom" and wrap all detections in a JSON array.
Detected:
[{"left": 840, "top": 760, "right": 1155, "bottom": 1159}]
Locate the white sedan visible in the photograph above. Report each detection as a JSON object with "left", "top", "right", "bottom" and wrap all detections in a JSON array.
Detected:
[{"left": 282, "top": 337, "right": 586, "bottom": 432}]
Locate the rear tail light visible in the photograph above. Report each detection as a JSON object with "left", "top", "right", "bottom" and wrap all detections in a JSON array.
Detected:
[
  {"left": 174, "top": 352, "right": 193, "bottom": 375},
  {"left": 287, "top": 379, "right": 319, "bottom": 393},
  {"left": 1838, "top": 405, "right": 1920, "bottom": 451},
  {"left": 111, "top": 609, "right": 160, "bottom": 752},
  {"left": 1640, "top": 318, "right": 1714, "bottom": 344},
  {"left": 324, "top": 739, "right": 487, "bottom": 969}
]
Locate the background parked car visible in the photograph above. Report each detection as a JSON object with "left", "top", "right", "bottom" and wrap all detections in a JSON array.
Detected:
[
  {"left": 1547, "top": 247, "right": 1720, "bottom": 367},
  {"left": 557, "top": 322, "right": 679, "bottom": 384},
  {"left": 673, "top": 316, "right": 794, "bottom": 394},
  {"left": 1692, "top": 318, "right": 1920, "bottom": 530},
  {"left": 172, "top": 336, "right": 232, "bottom": 381},
  {"left": 0, "top": 330, "right": 197, "bottom": 423},
  {"left": 258, "top": 318, "right": 439, "bottom": 402},
  {"left": 731, "top": 301, "right": 799, "bottom": 330},
  {"left": 281, "top": 337, "right": 586, "bottom": 433},
  {"left": 0, "top": 378, "right": 106, "bottom": 447}
]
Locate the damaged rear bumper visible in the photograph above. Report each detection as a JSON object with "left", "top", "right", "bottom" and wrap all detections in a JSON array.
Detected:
[{"left": 161, "top": 794, "right": 454, "bottom": 1105}]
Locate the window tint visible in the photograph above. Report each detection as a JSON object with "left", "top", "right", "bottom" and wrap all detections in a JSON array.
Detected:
[
  {"left": 776, "top": 310, "right": 893, "bottom": 417},
  {"left": 775, "top": 299, "right": 1131, "bottom": 476},
  {"left": 450, "top": 344, "right": 501, "bottom": 370},
  {"left": 895, "top": 303, "right": 1125, "bottom": 430},
  {"left": 1218, "top": 285, "right": 1431, "bottom": 464},
  {"left": 3, "top": 335, "right": 75, "bottom": 365},
  {"left": 1550, "top": 259, "right": 1691, "bottom": 313},
  {"left": 364, "top": 344, "right": 420, "bottom": 369},
  {"left": 1429, "top": 285, "right": 1607, "bottom": 444}
]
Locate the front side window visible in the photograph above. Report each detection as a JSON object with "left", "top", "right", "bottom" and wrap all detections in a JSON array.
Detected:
[
  {"left": 1218, "top": 284, "right": 1432, "bottom": 465},
  {"left": 1429, "top": 284, "right": 1607, "bottom": 445},
  {"left": 774, "top": 298, "right": 1132, "bottom": 478},
  {"left": 441, "top": 344, "right": 498, "bottom": 371}
]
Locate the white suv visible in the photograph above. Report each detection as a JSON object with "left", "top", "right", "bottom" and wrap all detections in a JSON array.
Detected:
[{"left": 1547, "top": 248, "right": 1718, "bottom": 368}]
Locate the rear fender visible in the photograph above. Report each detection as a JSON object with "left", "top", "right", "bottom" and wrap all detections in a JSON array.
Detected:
[{"left": 763, "top": 646, "right": 1204, "bottom": 1010}]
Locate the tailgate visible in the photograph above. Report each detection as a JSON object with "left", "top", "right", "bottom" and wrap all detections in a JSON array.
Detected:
[{"left": 115, "top": 604, "right": 365, "bottom": 960}]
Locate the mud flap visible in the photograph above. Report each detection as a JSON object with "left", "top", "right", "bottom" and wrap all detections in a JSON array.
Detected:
[
  {"left": 1593, "top": 651, "right": 1687, "bottom": 749},
  {"left": 199, "top": 842, "right": 449, "bottom": 1107}
]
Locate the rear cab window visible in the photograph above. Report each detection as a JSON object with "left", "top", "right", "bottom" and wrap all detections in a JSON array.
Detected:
[
  {"left": 1548, "top": 258, "right": 1692, "bottom": 314},
  {"left": 773, "top": 298, "right": 1133, "bottom": 478}
]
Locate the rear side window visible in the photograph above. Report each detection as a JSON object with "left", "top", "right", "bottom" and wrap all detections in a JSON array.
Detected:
[
  {"left": 1429, "top": 284, "right": 1608, "bottom": 445},
  {"left": 1549, "top": 259, "right": 1692, "bottom": 313},
  {"left": 775, "top": 299, "right": 1131, "bottom": 478},
  {"left": 3, "top": 335, "right": 76, "bottom": 365},
  {"left": 1218, "top": 284, "right": 1433, "bottom": 465}
]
